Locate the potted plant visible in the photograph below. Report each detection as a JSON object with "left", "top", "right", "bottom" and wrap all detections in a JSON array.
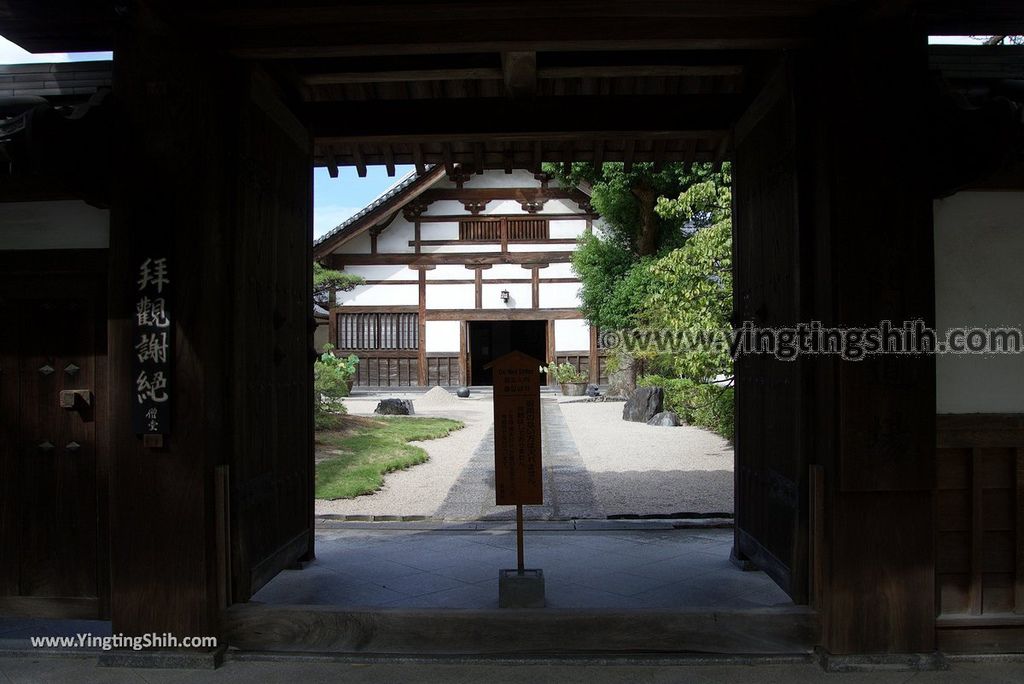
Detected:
[
  {"left": 543, "top": 362, "right": 589, "bottom": 396},
  {"left": 320, "top": 344, "right": 360, "bottom": 394}
]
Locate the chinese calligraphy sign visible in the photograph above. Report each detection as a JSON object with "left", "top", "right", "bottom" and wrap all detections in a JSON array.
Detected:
[
  {"left": 132, "top": 257, "right": 172, "bottom": 437},
  {"left": 491, "top": 351, "right": 543, "bottom": 505}
]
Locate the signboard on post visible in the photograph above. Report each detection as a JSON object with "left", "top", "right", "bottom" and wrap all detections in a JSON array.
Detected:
[{"left": 490, "top": 350, "right": 543, "bottom": 505}]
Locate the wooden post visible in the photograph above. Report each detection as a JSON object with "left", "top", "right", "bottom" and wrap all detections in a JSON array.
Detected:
[
  {"left": 588, "top": 324, "right": 599, "bottom": 384},
  {"left": 516, "top": 504, "right": 525, "bottom": 572},
  {"left": 417, "top": 268, "right": 427, "bottom": 385}
]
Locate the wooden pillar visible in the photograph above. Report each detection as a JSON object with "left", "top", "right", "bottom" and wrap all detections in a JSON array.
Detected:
[
  {"left": 530, "top": 267, "right": 540, "bottom": 309},
  {"left": 588, "top": 325, "right": 599, "bottom": 384},
  {"left": 474, "top": 268, "right": 483, "bottom": 309},
  {"left": 109, "top": 12, "right": 314, "bottom": 640},
  {"left": 417, "top": 268, "right": 427, "bottom": 385},
  {"left": 458, "top": 320, "right": 468, "bottom": 386},
  {"left": 546, "top": 319, "right": 556, "bottom": 387},
  {"left": 798, "top": 21, "right": 936, "bottom": 655}
]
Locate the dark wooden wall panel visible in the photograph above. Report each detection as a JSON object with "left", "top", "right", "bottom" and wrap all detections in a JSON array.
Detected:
[{"left": 935, "top": 414, "right": 1023, "bottom": 633}]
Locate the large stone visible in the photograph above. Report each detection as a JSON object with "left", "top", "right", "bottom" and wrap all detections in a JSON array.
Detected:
[
  {"left": 646, "top": 411, "right": 680, "bottom": 427},
  {"left": 585, "top": 384, "right": 601, "bottom": 397},
  {"left": 622, "top": 387, "right": 663, "bottom": 423},
  {"left": 456, "top": 386, "right": 471, "bottom": 398},
  {"left": 374, "top": 398, "right": 415, "bottom": 415}
]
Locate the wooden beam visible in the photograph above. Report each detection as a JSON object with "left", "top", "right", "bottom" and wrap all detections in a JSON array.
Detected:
[
  {"left": 416, "top": 213, "right": 594, "bottom": 223},
  {"left": 304, "top": 67, "right": 503, "bottom": 85},
  {"left": 412, "top": 143, "right": 426, "bottom": 175},
  {"left": 459, "top": 320, "right": 468, "bottom": 386},
  {"left": 501, "top": 51, "right": 537, "bottom": 99},
  {"left": 623, "top": 138, "right": 636, "bottom": 172},
  {"left": 306, "top": 95, "right": 743, "bottom": 142},
  {"left": 592, "top": 139, "right": 605, "bottom": 169},
  {"left": 418, "top": 270, "right": 427, "bottom": 385},
  {"left": 410, "top": 238, "right": 577, "bottom": 247},
  {"left": 442, "top": 143, "right": 455, "bottom": 176},
  {"left": 473, "top": 142, "right": 484, "bottom": 174},
  {"left": 331, "top": 252, "right": 573, "bottom": 266},
  {"left": 538, "top": 64, "right": 744, "bottom": 79},
  {"left": 326, "top": 146, "right": 339, "bottom": 178},
  {"left": 360, "top": 277, "right": 580, "bottom": 285},
  {"left": 531, "top": 267, "right": 540, "bottom": 309},
  {"left": 382, "top": 144, "right": 396, "bottom": 176},
  {"left": 652, "top": 139, "right": 667, "bottom": 171},
  {"left": 428, "top": 308, "right": 582, "bottom": 321},
  {"left": 353, "top": 144, "right": 367, "bottom": 177},
  {"left": 474, "top": 268, "right": 483, "bottom": 309}
]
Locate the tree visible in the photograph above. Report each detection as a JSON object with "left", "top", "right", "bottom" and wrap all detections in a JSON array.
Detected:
[{"left": 313, "top": 261, "right": 363, "bottom": 312}]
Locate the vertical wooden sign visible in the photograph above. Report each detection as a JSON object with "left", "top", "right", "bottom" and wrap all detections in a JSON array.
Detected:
[
  {"left": 131, "top": 256, "right": 172, "bottom": 444},
  {"left": 491, "top": 351, "right": 543, "bottom": 505}
]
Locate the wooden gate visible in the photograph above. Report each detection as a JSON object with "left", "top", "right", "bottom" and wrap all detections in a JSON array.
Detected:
[
  {"left": 731, "top": 65, "right": 809, "bottom": 604},
  {"left": 0, "top": 260, "right": 108, "bottom": 618}
]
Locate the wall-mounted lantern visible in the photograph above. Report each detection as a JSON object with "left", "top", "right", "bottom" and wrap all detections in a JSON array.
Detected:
[{"left": 500, "top": 289, "right": 510, "bottom": 303}]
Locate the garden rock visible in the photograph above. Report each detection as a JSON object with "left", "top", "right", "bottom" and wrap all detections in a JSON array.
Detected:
[
  {"left": 622, "top": 387, "right": 663, "bottom": 423},
  {"left": 585, "top": 384, "right": 601, "bottom": 397},
  {"left": 375, "top": 398, "right": 415, "bottom": 415},
  {"left": 456, "top": 386, "right": 471, "bottom": 398},
  {"left": 646, "top": 411, "right": 681, "bottom": 427}
]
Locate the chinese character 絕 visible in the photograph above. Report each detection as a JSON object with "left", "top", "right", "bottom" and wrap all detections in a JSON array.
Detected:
[
  {"left": 137, "top": 257, "right": 170, "bottom": 293},
  {"left": 135, "top": 332, "right": 169, "bottom": 363},
  {"left": 136, "top": 370, "right": 169, "bottom": 404},
  {"left": 135, "top": 296, "right": 169, "bottom": 328}
]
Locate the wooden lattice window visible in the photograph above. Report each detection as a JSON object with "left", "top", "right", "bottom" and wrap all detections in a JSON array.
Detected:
[
  {"left": 337, "top": 312, "right": 418, "bottom": 350},
  {"left": 459, "top": 218, "right": 549, "bottom": 241}
]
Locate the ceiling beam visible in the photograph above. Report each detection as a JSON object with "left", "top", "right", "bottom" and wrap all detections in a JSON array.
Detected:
[
  {"left": 501, "top": 51, "right": 537, "bottom": 98},
  {"left": 306, "top": 95, "right": 745, "bottom": 143}
]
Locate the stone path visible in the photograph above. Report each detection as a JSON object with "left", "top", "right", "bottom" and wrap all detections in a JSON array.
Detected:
[{"left": 435, "top": 399, "right": 600, "bottom": 520}]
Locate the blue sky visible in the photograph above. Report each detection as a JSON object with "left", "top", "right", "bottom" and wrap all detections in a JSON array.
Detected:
[{"left": 313, "top": 166, "right": 414, "bottom": 240}]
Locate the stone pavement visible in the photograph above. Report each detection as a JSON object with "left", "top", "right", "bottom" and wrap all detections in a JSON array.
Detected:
[
  {"left": 250, "top": 526, "right": 788, "bottom": 610},
  {"left": 2, "top": 654, "right": 1022, "bottom": 683},
  {"left": 434, "top": 398, "right": 600, "bottom": 520}
]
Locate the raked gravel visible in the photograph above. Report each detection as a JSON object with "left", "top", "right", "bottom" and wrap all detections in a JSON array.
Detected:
[{"left": 315, "top": 391, "right": 734, "bottom": 518}]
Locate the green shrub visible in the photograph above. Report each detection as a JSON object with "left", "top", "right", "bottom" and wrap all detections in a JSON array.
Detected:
[
  {"left": 314, "top": 344, "right": 359, "bottom": 430},
  {"left": 543, "top": 361, "right": 588, "bottom": 384},
  {"left": 638, "top": 374, "right": 734, "bottom": 440}
]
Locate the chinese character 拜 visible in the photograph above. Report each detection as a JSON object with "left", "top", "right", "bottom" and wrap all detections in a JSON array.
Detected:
[
  {"left": 136, "top": 370, "right": 169, "bottom": 404},
  {"left": 135, "top": 332, "right": 169, "bottom": 364},
  {"left": 137, "top": 257, "right": 170, "bottom": 293},
  {"left": 135, "top": 296, "right": 169, "bottom": 328}
]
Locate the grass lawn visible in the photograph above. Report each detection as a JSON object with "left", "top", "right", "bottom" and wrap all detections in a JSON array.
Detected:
[{"left": 315, "top": 415, "right": 463, "bottom": 500}]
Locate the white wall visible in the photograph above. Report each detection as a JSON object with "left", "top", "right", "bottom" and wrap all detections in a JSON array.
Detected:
[
  {"left": 0, "top": 201, "right": 108, "bottom": 250},
  {"left": 539, "top": 282, "right": 582, "bottom": 309},
  {"left": 339, "top": 284, "right": 418, "bottom": 306},
  {"left": 482, "top": 282, "right": 531, "bottom": 309},
  {"left": 426, "top": 283, "right": 475, "bottom": 309},
  {"left": 934, "top": 191, "right": 1024, "bottom": 413},
  {"left": 425, "top": 320, "right": 461, "bottom": 352},
  {"left": 555, "top": 319, "right": 591, "bottom": 352},
  {"left": 342, "top": 264, "right": 415, "bottom": 282}
]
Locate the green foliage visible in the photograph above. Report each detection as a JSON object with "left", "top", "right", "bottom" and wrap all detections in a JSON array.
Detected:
[
  {"left": 314, "top": 344, "right": 359, "bottom": 429},
  {"left": 315, "top": 417, "right": 464, "bottom": 499},
  {"left": 638, "top": 375, "right": 734, "bottom": 440},
  {"left": 543, "top": 362, "right": 588, "bottom": 384},
  {"left": 571, "top": 231, "right": 648, "bottom": 330},
  {"left": 313, "top": 261, "right": 364, "bottom": 311}
]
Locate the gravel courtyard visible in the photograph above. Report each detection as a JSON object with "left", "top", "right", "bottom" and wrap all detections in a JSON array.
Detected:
[{"left": 315, "top": 389, "right": 733, "bottom": 520}]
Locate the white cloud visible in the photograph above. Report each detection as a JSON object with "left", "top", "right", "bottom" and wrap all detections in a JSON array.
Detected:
[{"left": 314, "top": 205, "right": 361, "bottom": 240}]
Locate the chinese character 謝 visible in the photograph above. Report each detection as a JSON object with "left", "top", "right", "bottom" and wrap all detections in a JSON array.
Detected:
[{"left": 135, "top": 332, "right": 169, "bottom": 364}]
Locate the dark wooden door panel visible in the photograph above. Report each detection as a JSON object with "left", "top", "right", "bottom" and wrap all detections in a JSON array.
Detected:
[
  {"left": 732, "top": 64, "right": 808, "bottom": 604},
  {"left": 0, "top": 274, "right": 104, "bottom": 611}
]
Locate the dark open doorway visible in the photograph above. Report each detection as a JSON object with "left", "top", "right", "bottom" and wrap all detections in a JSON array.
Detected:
[{"left": 468, "top": 320, "right": 546, "bottom": 385}]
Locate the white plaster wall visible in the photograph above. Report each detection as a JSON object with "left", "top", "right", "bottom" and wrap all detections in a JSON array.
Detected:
[
  {"left": 342, "top": 265, "right": 415, "bottom": 282},
  {"left": 314, "top": 323, "right": 330, "bottom": 352},
  {"left": 555, "top": 319, "right": 591, "bottom": 352},
  {"left": 482, "top": 283, "right": 532, "bottom": 309},
  {"left": 338, "top": 284, "right": 418, "bottom": 306},
  {"left": 542, "top": 262, "right": 576, "bottom": 279},
  {"left": 423, "top": 200, "right": 465, "bottom": 216},
  {"left": 480, "top": 199, "right": 522, "bottom": 214},
  {"left": 934, "top": 191, "right": 1024, "bottom": 414},
  {"left": 482, "top": 264, "right": 529, "bottom": 280},
  {"left": 375, "top": 216, "right": 416, "bottom": 252},
  {"left": 420, "top": 222, "right": 459, "bottom": 240},
  {"left": 335, "top": 232, "right": 372, "bottom": 254},
  {"left": 539, "top": 198, "right": 581, "bottom": 214},
  {"left": 426, "top": 283, "right": 475, "bottom": 309},
  {"left": 422, "top": 243, "right": 498, "bottom": 254},
  {"left": 550, "top": 219, "right": 588, "bottom": 239},
  {"left": 0, "top": 201, "right": 108, "bottom": 250},
  {"left": 425, "top": 320, "right": 461, "bottom": 352},
  {"left": 539, "top": 282, "right": 582, "bottom": 309},
  {"left": 426, "top": 265, "right": 473, "bottom": 281}
]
